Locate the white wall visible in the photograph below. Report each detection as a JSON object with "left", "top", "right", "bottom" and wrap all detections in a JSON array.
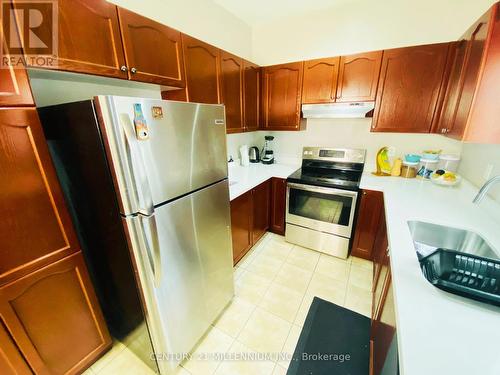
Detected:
[
  {"left": 251, "top": 0, "right": 496, "bottom": 65},
  {"left": 226, "top": 132, "right": 260, "bottom": 161},
  {"left": 109, "top": 0, "right": 252, "bottom": 60},
  {"left": 459, "top": 144, "right": 500, "bottom": 202}
]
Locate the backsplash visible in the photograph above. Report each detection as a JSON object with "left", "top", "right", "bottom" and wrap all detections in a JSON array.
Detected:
[
  {"left": 256, "top": 118, "right": 463, "bottom": 170},
  {"left": 459, "top": 143, "right": 500, "bottom": 203}
]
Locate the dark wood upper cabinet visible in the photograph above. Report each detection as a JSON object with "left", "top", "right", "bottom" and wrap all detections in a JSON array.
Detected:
[
  {"left": 437, "top": 5, "right": 499, "bottom": 142},
  {"left": 337, "top": 51, "right": 383, "bottom": 102},
  {"left": 252, "top": 180, "right": 271, "bottom": 243},
  {"left": 0, "top": 252, "right": 112, "bottom": 375},
  {"left": 262, "top": 62, "right": 304, "bottom": 130},
  {"left": 243, "top": 61, "right": 260, "bottom": 132},
  {"left": 0, "top": 5, "right": 34, "bottom": 107},
  {"left": 270, "top": 177, "right": 287, "bottom": 236},
  {"left": 118, "top": 8, "right": 185, "bottom": 87},
  {"left": 182, "top": 34, "right": 222, "bottom": 104},
  {"left": 0, "top": 108, "right": 79, "bottom": 286},
  {"left": 351, "top": 190, "right": 384, "bottom": 260},
  {"left": 372, "top": 43, "right": 450, "bottom": 133},
  {"left": 230, "top": 191, "right": 253, "bottom": 265},
  {"left": 220, "top": 51, "right": 244, "bottom": 133},
  {"left": 302, "top": 57, "right": 340, "bottom": 104},
  {"left": 21, "top": 0, "right": 128, "bottom": 78}
]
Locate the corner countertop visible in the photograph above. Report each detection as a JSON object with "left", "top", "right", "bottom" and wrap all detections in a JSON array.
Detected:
[
  {"left": 228, "top": 162, "right": 299, "bottom": 200},
  {"left": 360, "top": 173, "right": 500, "bottom": 375},
  {"left": 228, "top": 162, "right": 500, "bottom": 375}
]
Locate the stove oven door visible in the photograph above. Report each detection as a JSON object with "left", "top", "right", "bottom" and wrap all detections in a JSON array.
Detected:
[{"left": 286, "top": 182, "right": 358, "bottom": 238}]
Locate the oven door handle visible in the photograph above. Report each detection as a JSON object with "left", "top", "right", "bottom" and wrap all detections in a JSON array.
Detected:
[{"left": 287, "top": 182, "right": 358, "bottom": 198}]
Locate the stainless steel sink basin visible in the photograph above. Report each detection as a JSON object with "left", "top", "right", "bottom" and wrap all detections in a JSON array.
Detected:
[{"left": 408, "top": 220, "right": 499, "bottom": 261}]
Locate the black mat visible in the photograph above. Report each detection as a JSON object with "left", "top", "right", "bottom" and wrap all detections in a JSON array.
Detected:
[{"left": 287, "top": 297, "right": 370, "bottom": 375}]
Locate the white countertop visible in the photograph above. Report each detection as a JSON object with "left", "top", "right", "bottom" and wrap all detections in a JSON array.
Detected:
[
  {"left": 228, "top": 162, "right": 299, "bottom": 200},
  {"left": 229, "top": 162, "right": 500, "bottom": 375},
  {"left": 360, "top": 173, "right": 500, "bottom": 375}
]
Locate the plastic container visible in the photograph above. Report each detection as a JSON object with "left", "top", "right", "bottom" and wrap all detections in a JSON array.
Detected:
[
  {"left": 422, "top": 151, "right": 440, "bottom": 160},
  {"left": 401, "top": 161, "right": 419, "bottom": 178},
  {"left": 416, "top": 158, "right": 439, "bottom": 179},
  {"left": 438, "top": 154, "right": 461, "bottom": 172},
  {"left": 404, "top": 154, "right": 421, "bottom": 163},
  {"left": 419, "top": 248, "right": 500, "bottom": 307}
]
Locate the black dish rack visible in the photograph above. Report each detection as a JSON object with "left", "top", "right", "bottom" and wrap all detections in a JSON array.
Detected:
[{"left": 420, "top": 248, "right": 500, "bottom": 306}]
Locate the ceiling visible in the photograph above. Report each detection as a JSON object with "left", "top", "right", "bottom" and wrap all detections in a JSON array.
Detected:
[{"left": 213, "top": 0, "right": 353, "bottom": 26}]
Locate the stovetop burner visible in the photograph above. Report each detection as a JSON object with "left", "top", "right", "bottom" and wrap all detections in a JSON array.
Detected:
[{"left": 287, "top": 147, "right": 366, "bottom": 190}]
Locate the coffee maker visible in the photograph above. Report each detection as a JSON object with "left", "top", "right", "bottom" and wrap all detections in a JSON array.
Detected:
[{"left": 261, "top": 136, "right": 275, "bottom": 164}]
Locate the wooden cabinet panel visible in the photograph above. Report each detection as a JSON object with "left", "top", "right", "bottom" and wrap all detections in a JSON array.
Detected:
[
  {"left": 302, "top": 57, "right": 340, "bottom": 104},
  {"left": 270, "top": 177, "right": 287, "bottom": 235},
  {"left": 465, "top": 4, "right": 500, "bottom": 143},
  {"left": 19, "top": 0, "right": 128, "bottom": 78},
  {"left": 0, "top": 108, "right": 79, "bottom": 286},
  {"left": 351, "top": 190, "right": 384, "bottom": 260},
  {"left": 182, "top": 34, "right": 221, "bottom": 104},
  {"left": 337, "top": 51, "right": 382, "bottom": 102},
  {"left": 0, "top": 321, "right": 32, "bottom": 375},
  {"left": 262, "top": 62, "right": 304, "bottom": 130},
  {"left": 448, "top": 15, "right": 489, "bottom": 140},
  {"left": 372, "top": 43, "right": 449, "bottom": 133},
  {"left": 372, "top": 210, "right": 388, "bottom": 291},
  {"left": 220, "top": 51, "right": 244, "bottom": 133},
  {"left": 243, "top": 61, "right": 260, "bottom": 131},
  {"left": 230, "top": 191, "right": 252, "bottom": 265},
  {"left": 252, "top": 180, "right": 271, "bottom": 243},
  {"left": 0, "top": 252, "right": 111, "bottom": 375},
  {"left": 118, "top": 8, "right": 185, "bottom": 87}
]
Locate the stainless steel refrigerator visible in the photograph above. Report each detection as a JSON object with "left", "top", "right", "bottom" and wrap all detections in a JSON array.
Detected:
[{"left": 39, "top": 96, "right": 234, "bottom": 374}]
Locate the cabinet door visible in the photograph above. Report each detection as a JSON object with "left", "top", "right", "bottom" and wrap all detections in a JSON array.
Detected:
[
  {"left": 252, "top": 180, "right": 271, "bottom": 243},
  {"left": 262, "top": 62, "right": 304, "bottom": 130},
  {"left": 372, "top": 252, "right": 390, "bottom": 320},
  {"left": 302, "top": 57, "right": 340, "bottom": 104},
  {"left": 22, "top": 0, "right": 128, "bottom": 78},
  {"left": 0, "top": 321, "right": 32, "bottom": 375},
  {"left": 243, "top": 61, "right": 260, "bottom": 131},
  {"left": 0, "top": 108, "right": 79, "bottom": 286},
  {"left": 351, "top": 190, "right": 384, "bottom": 260},
  {"left": 371, "top": 210, "right": 388, "bottom": 291},
  {"left": 0, "top": 8, "right": 34, "bottom": 107},
  {"left": 436, "top": 40, "right": 469, "bottom": 135},
  {"left": 0, "top": 252, "right": 111, "bottom": 375},
  {"left": 118, "top": 8, "right": 185, "bottom": 87},
  {"left": 230, "top": 192, "right": 252, "bottom": 265},
  {"left": 337, "top": 51, "right": 382, "bottom": 102},
  {"left": 448, "top": 17, "right": 489, "bottom": 140},
  {"left": 220, "top": 51, "right": 244, "bottom": 133},
  {"left": 270, "top": 177, "right": 287, "bottom": 235},
  {"left": 372, "top": 43, "right": 449, "bottom": 133},
  {"left": 182, "top": 34, "right": 222, "bottom": 104}
]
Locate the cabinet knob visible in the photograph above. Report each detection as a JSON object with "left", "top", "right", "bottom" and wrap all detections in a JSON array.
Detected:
[
  {"left": 362, "top": 191, "right": 367, "bottom": 195},
  {"left": 131, "top": 67, "right": 137, "bottom": 74},
  {"left": 120, "top": 65, "right": 128, "bottom": 72}
]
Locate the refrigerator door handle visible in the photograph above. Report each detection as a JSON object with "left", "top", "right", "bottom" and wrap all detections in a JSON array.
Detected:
[
  {"left": 138, "top": 214, "right": 162, "bottom": 287},
  {"left": 119, "top": 113, "right": 154, "bottom": 216}
]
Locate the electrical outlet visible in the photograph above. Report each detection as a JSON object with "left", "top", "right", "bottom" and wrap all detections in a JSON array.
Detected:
[{"left": 483, "top": 164, "right": 494, "bottom": 182}]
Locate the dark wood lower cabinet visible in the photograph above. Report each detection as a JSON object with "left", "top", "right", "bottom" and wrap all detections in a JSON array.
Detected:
[
  {"left": 0, "top": 321, "right": 32, "bottom": 375},
  {"left": 270, "top": 178, "right": 287, "bottom": 235},
  {"left": 352, "top": 190, "right": 384, "bottom": 260},
  {"left": 0, "top": 252, "right": 112, "bottom": 375},
  {"left": 230, "top": 192, "right": 253, "bottom": 264},
  {"left": 252, "top": 179, "right": 271, "bottom": 243}
]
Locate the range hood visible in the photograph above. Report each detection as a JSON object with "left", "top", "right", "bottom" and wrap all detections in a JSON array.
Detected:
[{"left": 302, "top": 102, "right": 375, "bottom": 119}]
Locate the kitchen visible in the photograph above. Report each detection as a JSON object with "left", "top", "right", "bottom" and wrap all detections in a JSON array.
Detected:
[{"left": 1, "top": 0, "right": 500, "bottom": 375}]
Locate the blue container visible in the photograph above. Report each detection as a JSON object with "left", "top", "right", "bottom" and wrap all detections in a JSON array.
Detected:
[{"left": 405, "top": 154, "right": 421, "bottom": 163}]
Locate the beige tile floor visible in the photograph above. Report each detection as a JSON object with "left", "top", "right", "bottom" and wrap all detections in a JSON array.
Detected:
[{"left": 85, "top": 233, "right": 373, "bottom": 375}]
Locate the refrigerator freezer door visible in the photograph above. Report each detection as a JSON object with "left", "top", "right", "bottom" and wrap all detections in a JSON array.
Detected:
[
  {"left": 123, "top": 179, "right": 233, "bottom": 374},
  {"left": 96, "top": 95, "right": 228, "bottom": 215}
]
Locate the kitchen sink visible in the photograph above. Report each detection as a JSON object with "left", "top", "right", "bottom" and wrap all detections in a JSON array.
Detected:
[
  {"left": 408, "top": 221, "right": 500, "bottom": 306},
  {"left": 408, "top": 220, "right": 499, "bottom": 261}
]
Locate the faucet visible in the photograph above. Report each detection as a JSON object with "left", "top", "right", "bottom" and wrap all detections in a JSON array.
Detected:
[{"left": 473, "top": 175, "right": 500, "bottom": 204}]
